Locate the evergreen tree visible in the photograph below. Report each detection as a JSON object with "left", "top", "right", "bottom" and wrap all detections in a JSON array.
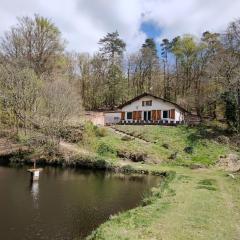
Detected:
[
  {"left": 140, "top": 38, "right": 159, "bottom": 92},
  {"left": 98, "top": 31, "right": 126, "bottom": 108},
  {"left": 223, "top": 92, "right": 238, "bottom": 130}
]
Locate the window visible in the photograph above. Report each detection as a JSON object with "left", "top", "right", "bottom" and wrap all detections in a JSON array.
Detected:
[
  {"left": 127, "top": 112, "right": 132, "bottom": 119},
  {"left": 163, "top": 110, "right": 168, "bottom": 118},
  {"left": 142, "top": 100, "right": 152, "bottom": 106}
]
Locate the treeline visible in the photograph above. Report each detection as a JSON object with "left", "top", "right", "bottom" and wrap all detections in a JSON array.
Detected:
[{"left": 0, "top": 15, "right": 239, "bottom": 133}]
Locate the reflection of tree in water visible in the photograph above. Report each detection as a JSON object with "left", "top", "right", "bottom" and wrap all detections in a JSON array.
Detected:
[{"left": 29, "top": 179, "right": 39, "bottom": 209}]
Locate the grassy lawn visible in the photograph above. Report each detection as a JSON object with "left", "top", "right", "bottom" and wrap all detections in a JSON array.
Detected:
[
  {"left": 86, "top": 167, "right": 240, "bottom": 240},
  {"left": 93, "top": 125, "right": 234, "bottom": 166}
]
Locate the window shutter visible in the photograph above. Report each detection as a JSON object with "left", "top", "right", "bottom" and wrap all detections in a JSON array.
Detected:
[
  {"left": 170, "top": 109, "right": 175, "bottom": 119},
  {"left": 121, "top": 112, "right": 125, "bottom": 120},
  {"left": 138, "top": 111, "right": 142, "bottom": 120},
  {"left": 157, "top": 110, "right": 161, "bottom": 120},
  {"left": 152, "top": 110, "right": 156, "bottom": 121},
  {"left": 133, "top": 111, "right": 137, "bottom": 120}
]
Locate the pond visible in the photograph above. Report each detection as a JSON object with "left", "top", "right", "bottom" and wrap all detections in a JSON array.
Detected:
[{"left": 0, "top": 165, "right": 159, "bottom": 240}]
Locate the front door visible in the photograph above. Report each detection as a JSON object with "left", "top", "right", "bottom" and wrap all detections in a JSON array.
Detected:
[{"left": 144, "top": 111, "right": 152, "bottom": 121}]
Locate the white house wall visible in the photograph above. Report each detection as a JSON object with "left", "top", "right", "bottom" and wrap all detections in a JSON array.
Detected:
[
  {"left": 104, "top": 112, "right": 121, "bottom": 125},
  {"left": 121, "top": 96, "right": 184, "bottom": 123}
]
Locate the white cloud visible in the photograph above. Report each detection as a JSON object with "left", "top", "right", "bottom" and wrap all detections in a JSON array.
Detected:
[
  {"left": 0, "top": 0, "right": 239, "bottom": 54},
  {"left": 142, "top": 0, "right": 240, "bottom": 40}
]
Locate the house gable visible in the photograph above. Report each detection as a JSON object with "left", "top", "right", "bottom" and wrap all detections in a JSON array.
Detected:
[
  {"left": 119, "top": 93, "right": 186, "bottom": 124},
  {"left": 118, "top": 93, "right": 187, "bottom": 113}
]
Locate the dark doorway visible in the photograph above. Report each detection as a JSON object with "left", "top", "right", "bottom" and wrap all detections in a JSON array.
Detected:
[{"left": 144, "top": 111, "right": 152, "bottom": 121}]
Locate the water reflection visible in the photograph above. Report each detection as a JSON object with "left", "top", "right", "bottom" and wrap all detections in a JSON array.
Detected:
[
  {"left": 29, "top": 178, "right": 39, "bottom": 209},
  {"left": 0, "top": 166, "right": 159, "bottom": 240}
]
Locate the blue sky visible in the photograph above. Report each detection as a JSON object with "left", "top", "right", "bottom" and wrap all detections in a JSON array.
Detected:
[
  {"left": 140, "top": 21, "right": 163, "bottom": 56},
  {"left": 1, "top": 0, "right": 240, "bottom": 54},
  {"left": 140, "top": 21, "right": 163, "bottom": 39}
]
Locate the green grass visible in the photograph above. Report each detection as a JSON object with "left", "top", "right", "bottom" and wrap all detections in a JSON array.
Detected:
[
  {"left": 86, "top": 168, "right": 240, "bottom": 240},
  {"left": 94, "top": 125, "right": 234, "bottom": 167}
]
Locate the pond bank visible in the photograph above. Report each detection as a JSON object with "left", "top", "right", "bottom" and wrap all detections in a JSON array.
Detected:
[
  {"left": 85, "top": 168, "right": 240, "bottom": 240},
  {"left": 0, "top": 139, "right": 170, "bottom": 177},
  {"left": 0, "top": 140, "right": 176, "bottom": 240}
]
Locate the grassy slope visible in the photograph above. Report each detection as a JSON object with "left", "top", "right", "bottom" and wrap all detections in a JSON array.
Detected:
[
  {"left": 96, "top": 125, "right": 233, "bottom": 166},
  {"left": 86, "top": 168, "right": 240, "bottom": 240}
]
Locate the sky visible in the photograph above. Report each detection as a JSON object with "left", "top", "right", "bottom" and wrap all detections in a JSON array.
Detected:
[{"left": 1, "top": 0, "right": 240, "bottom": 54}]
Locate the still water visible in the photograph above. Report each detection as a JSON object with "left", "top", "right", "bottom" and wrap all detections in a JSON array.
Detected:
[{"left": 0, "top": 165, "right": 159, "bottom": 240}]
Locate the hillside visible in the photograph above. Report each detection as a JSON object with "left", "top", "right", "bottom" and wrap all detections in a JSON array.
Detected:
[{"left": 86, "top": 124, "right": 238, "bottom": 168}]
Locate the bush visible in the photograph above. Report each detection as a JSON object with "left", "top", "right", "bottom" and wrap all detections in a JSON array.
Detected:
[
  {"left": 59, "top": 126, "right": 83, "bottom": 143},
  {"left": 121, "top": 164, "right": 134, "bottom": 173},
  {"left": 97, "top": 142, "right": 116, "bottom": 156},
  {"left": 162, "top": 143, "right": 169, "bottom": 149},
  {"left": 94, "top": 158, "right": 110, "bottom": 169},
  {"left": 184, "top": 146, "right": 194, "bottom": 154},
  {"left": 169, "top": 151, "right": 178, "bottom": 160},
  {"left": 14, "top": 132, "right": 31, "bottom": 144},
  {"left": 43, "top": 140, "right": 60, "bottom": 157},
  {"left": 216, "top": 135, "right": 230, "bottom": 145},
  {"left": 95, "top": 127, "right": 107, "bottom": 137}
]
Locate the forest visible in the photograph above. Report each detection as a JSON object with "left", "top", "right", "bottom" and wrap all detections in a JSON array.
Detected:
[{"left": 0, "top": 14, "right": 239, "bottom": 135}]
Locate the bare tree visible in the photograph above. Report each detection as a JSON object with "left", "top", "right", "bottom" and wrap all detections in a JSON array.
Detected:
[
  {"left": 40, "top": 78, "right": 81, "bottom": 143},
  {"left": 0, "top": 15, "right": 65, "bottom": 76}
]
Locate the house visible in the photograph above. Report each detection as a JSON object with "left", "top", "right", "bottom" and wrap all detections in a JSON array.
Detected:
[
  {"left": 85, "top": 93, "right": 188, "bottom": 126},
  {"left": 117, "top": 93, "right": 187, "bottom": 125}
]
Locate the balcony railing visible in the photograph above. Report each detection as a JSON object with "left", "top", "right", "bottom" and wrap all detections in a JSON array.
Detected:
[{"left": 118, "top": 120, "right": 184, "bottom": 125}]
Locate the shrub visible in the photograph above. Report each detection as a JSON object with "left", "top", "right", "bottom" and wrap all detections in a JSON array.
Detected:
[
  {"left": 121, "top": 164, "right": 134, "bottom": 173},
  {"left": 184, "top": 146, "right": 194, "bottom": 154},
  {"left": 14, "top": 132, "right": 31, "bottom": 144},
  {"left": 169, "top": 151, "right": 178, "bottom": 160},
  {"left": 59, "top": 126, "right": 83, "bottom": 143},
  {"left": 162, "top": 143, "right": 169, "bottom": 149},
  {"left": 43, "top": 140, "right": 60, "bottom": 157},
  {"left": 97, "top": 142, "right": 116, "bottom": 156},
  {"left": 95, "top": 127, "right": 107, "bottom": 137},
  {"left": 216, "top": 135, "right": 230, "bottom": 145},
  {"left": 94, "top": 158, "right": 111, "bottom": 169}
]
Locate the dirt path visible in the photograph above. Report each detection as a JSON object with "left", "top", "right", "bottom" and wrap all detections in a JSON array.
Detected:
[
  {"left": 107, "top": 126, "right": 150, "bottom": 144},
  {"left": 59, "top": 141, "right": 93, "bottom": 157},
  {"left": 0, "top": 138, "right": 29, "bottom": 156}
]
